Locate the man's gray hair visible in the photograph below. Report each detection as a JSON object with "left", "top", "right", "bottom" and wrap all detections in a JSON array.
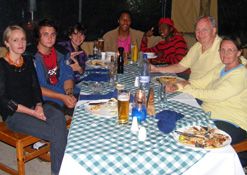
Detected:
[{"left": 196, "top": 16, "right": 217, "bottom": 28}]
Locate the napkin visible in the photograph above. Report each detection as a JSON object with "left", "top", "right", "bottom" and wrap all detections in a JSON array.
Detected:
[
  {"left": 81, "top": 73, "right": 109, "bottom": 82},
  {"left": 79, "top": 90, "right": 117, "bottom": 100},
  {"left": 79, "top": 89, "right": 134, "bottom": 102},
  {"left": 86, "top": 68, "right": 109, "bottom": 73},
  {"left": 168, "top": 93, "right": 201, "bottom": 108},
  {"left": 156, "top": 110, "right": 184, "bottom": 134}
]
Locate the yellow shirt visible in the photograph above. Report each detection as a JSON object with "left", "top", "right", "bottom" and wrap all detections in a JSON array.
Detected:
[
  {"left": 180, "top": 64, "right": 247, "bottom": 131},
  {"left": 179, "top": 35, "right": 222, "bottom": 80}
]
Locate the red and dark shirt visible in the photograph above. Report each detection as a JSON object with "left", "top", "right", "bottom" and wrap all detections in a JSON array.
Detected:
[
  {"left": 39, "top": 47, "right": 59, "bottom": 85},
  {"left": 141, "top": 34, "right": 188, "bottom": 65}
]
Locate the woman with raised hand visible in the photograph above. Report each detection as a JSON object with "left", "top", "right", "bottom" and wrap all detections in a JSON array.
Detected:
[{"left": 0, "top": 25, "right": 68, "bottom": 175}]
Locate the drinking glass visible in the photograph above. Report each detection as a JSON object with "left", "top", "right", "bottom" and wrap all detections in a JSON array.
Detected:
[
  {"left": 90, "top": 82, "right": 103, "bottom": 94},
  {"left": 107, "top": 63, "right": 116, "bottom": 87},
  {"left": 98, "top": 38, "right": 104, "bottom": 52},
  {"left": 158, "top": 82, "right": 167, "bottom": 107},
  {"left": 117, "top": 89, "right": 130, "bottom": 124}
]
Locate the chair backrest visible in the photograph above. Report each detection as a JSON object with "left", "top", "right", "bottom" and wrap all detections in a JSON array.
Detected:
[
  {"left": 0, "top": 47, "right": 7, "bottom": 58},
  {"left": 0, "top": 122, "right": 50, "bottom": 175},
  {"left": 81, "top": 41, "right": 94, "bottom": 55},
  {"left": 182, "top": 32, "right": 197, "bottom": 49},
  {"left": 232, "top": 139, "right": 247, "bottom": 153}
]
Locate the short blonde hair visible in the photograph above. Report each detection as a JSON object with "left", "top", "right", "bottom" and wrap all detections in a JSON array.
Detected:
[{"left": 3, "top": 25, "right": 26, "bottom": 45}]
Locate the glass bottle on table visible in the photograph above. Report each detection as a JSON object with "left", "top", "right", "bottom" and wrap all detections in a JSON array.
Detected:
[
  {"left": 131, "top": 41, "right": 138, "bottom": 63},
  {"left": 132, "top": 88, "right": 147, "bottom": 123},
  {"left": 139, "top": 53, "right": 150, "bottom": 91},
  {"left": 117, "top": 47, "right": 124, "bottom": 74},
  {"left": 93, "top": 40, "right": 99, "bottom": 59}
]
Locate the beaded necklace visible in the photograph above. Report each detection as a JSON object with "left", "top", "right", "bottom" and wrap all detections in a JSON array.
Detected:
[{"left": 5, "top": 52, "right": 24, "bottom": 67}]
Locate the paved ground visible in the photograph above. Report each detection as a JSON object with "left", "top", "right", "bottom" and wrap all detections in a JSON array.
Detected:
[{"left": 0, "top": 142, "right": 51, "bottom": 175}]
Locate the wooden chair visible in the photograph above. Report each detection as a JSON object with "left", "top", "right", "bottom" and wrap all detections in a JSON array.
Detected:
[
  {"left": 0, "top": 122, "right": 50, "bottom": 175},
  {"left": 232, "top": 139, "right": 247, "bottom": 153}
]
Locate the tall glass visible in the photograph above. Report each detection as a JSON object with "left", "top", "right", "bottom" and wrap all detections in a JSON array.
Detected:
[
  {"left": 117, "top": 90, "right": 130, "bottom": 124},
  {"left": 106, "top": 52, "right": 117, "bottom": 86},
  {"left": 98, "top": 38, "right": 104, "bottom": 52},
  {"left": 158, "top": 82, "right": 167, "bottom": 106}
]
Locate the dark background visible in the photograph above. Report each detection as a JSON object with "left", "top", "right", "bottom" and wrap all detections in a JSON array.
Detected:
[{"left": 0, "top": 0, "right": 246, "bottom": 46}]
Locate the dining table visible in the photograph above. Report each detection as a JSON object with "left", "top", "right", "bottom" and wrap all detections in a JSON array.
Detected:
[{"left": 59, "top": 63, "right": 244, "bottom": 175}]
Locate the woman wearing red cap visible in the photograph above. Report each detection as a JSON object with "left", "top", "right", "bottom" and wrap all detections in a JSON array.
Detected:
[{"left": 141, "top": 18, "right": 188, "bottom": 66}]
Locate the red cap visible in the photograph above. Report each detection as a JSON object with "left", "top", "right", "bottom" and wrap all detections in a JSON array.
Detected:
[{"left": 159, "top": 18, "right": 174, "bottom": 27}]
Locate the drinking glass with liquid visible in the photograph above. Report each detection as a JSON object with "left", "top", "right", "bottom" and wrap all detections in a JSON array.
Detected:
[{"left": 117, "top": 89, "right": 130, "bottom": 124}]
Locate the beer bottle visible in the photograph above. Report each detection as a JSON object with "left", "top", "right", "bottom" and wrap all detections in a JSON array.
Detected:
[{"left": 117, "top": 47, "right": 124, "bottom": 74}]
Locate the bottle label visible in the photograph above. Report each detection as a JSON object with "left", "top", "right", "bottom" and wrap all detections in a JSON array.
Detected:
[{"left": 139, "top": 76, "right": 150, "bottom": 83}]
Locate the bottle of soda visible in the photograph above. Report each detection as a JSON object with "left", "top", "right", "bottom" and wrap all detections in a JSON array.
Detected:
[
  {"left": 117, "top": 47, "right": 124, "bottom": 74},
  {"left": 132, "top": 89, "right": 147, "bottom": 123}
]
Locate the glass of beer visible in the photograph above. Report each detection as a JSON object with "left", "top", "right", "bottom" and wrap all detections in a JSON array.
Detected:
[
  {"left": 117, "top": 89, "right": 130, "bottom": 124},
  {"left": 98, "top": 38, "right": 104, "bottom": 52}
]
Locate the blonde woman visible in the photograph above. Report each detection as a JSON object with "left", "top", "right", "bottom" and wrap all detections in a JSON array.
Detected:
[{"left": 0, "top": 25, "right": 67, "bottom": 175}]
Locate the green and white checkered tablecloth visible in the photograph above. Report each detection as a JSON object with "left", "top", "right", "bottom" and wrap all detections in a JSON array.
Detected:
[{"left": 66, "top": 64, "right": 215, "bottom": 175}]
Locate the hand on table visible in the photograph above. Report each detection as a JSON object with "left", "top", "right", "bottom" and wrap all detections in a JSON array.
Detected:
[
  {"left": 149, "top": 64, "right": 159, "bottom": 73},
  {"left": 63, "top": 95, "right": 77, "bottom": 108}
]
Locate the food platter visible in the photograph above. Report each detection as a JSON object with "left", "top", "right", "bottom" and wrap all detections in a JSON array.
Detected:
[
  {"left": 173, "top": 126, "right": 231, "bottom": 150},
  {"left": 84, "top": 99, "right": 117, "bottom": 118},
  {"left": 86, "top": 59, "right": 108, "bottom": 69},
  {"left": 152, "top": 76, "right": 185, "bottom": 84}
]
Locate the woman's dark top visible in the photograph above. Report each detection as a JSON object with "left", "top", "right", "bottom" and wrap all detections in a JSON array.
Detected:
[{"left": 0, "top": 56, "right": 43, "bottom": 121}]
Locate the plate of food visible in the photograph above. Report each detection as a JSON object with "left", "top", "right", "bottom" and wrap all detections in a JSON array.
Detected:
[
  {"left": 173, "top": 126, "right": 231, "bottom": 150},
  {"left": 84, "top": 98, "right": 118, "bottom": 118},
  {"left": 152, "top": 76, "right": 185, "bottom": 84},
  {"left": 86, "top": 59, "right": 108, "bottom": 68}
]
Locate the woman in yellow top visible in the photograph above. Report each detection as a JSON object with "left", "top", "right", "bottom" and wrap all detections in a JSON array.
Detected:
[{"left": 167, "top": 36, "right": 247, "bottom": 146}]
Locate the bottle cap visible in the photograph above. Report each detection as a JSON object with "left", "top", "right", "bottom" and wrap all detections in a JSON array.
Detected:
[{"left": 118, "top": 47, "right": 124, "bottom": 53}]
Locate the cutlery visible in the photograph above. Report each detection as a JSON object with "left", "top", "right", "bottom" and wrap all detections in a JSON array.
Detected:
[
  {"left": 88, "top": 100, "right": 109, "bottom": 105},
  {"left": 175, "top": 131, "right": 204, "bottom": 138}
]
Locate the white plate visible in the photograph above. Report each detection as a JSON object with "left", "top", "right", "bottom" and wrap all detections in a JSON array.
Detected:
[
  {"left": 151, "top": 75, "right": 185, "bottom": 84},
  {"left": 86, "top": 60, "right": 108, "bottom": 69},
  {"left": 84, "top": 100, "right": 117, "bottom": 118},
  {"left": 147, "top": 55, "right": 157, "bottom": 59},
  {"left": 143, "top": 52, "right": 156, "bottom": 58},
  {"left": 173, "top": 126, "right": 232, "bottom": 150}
]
